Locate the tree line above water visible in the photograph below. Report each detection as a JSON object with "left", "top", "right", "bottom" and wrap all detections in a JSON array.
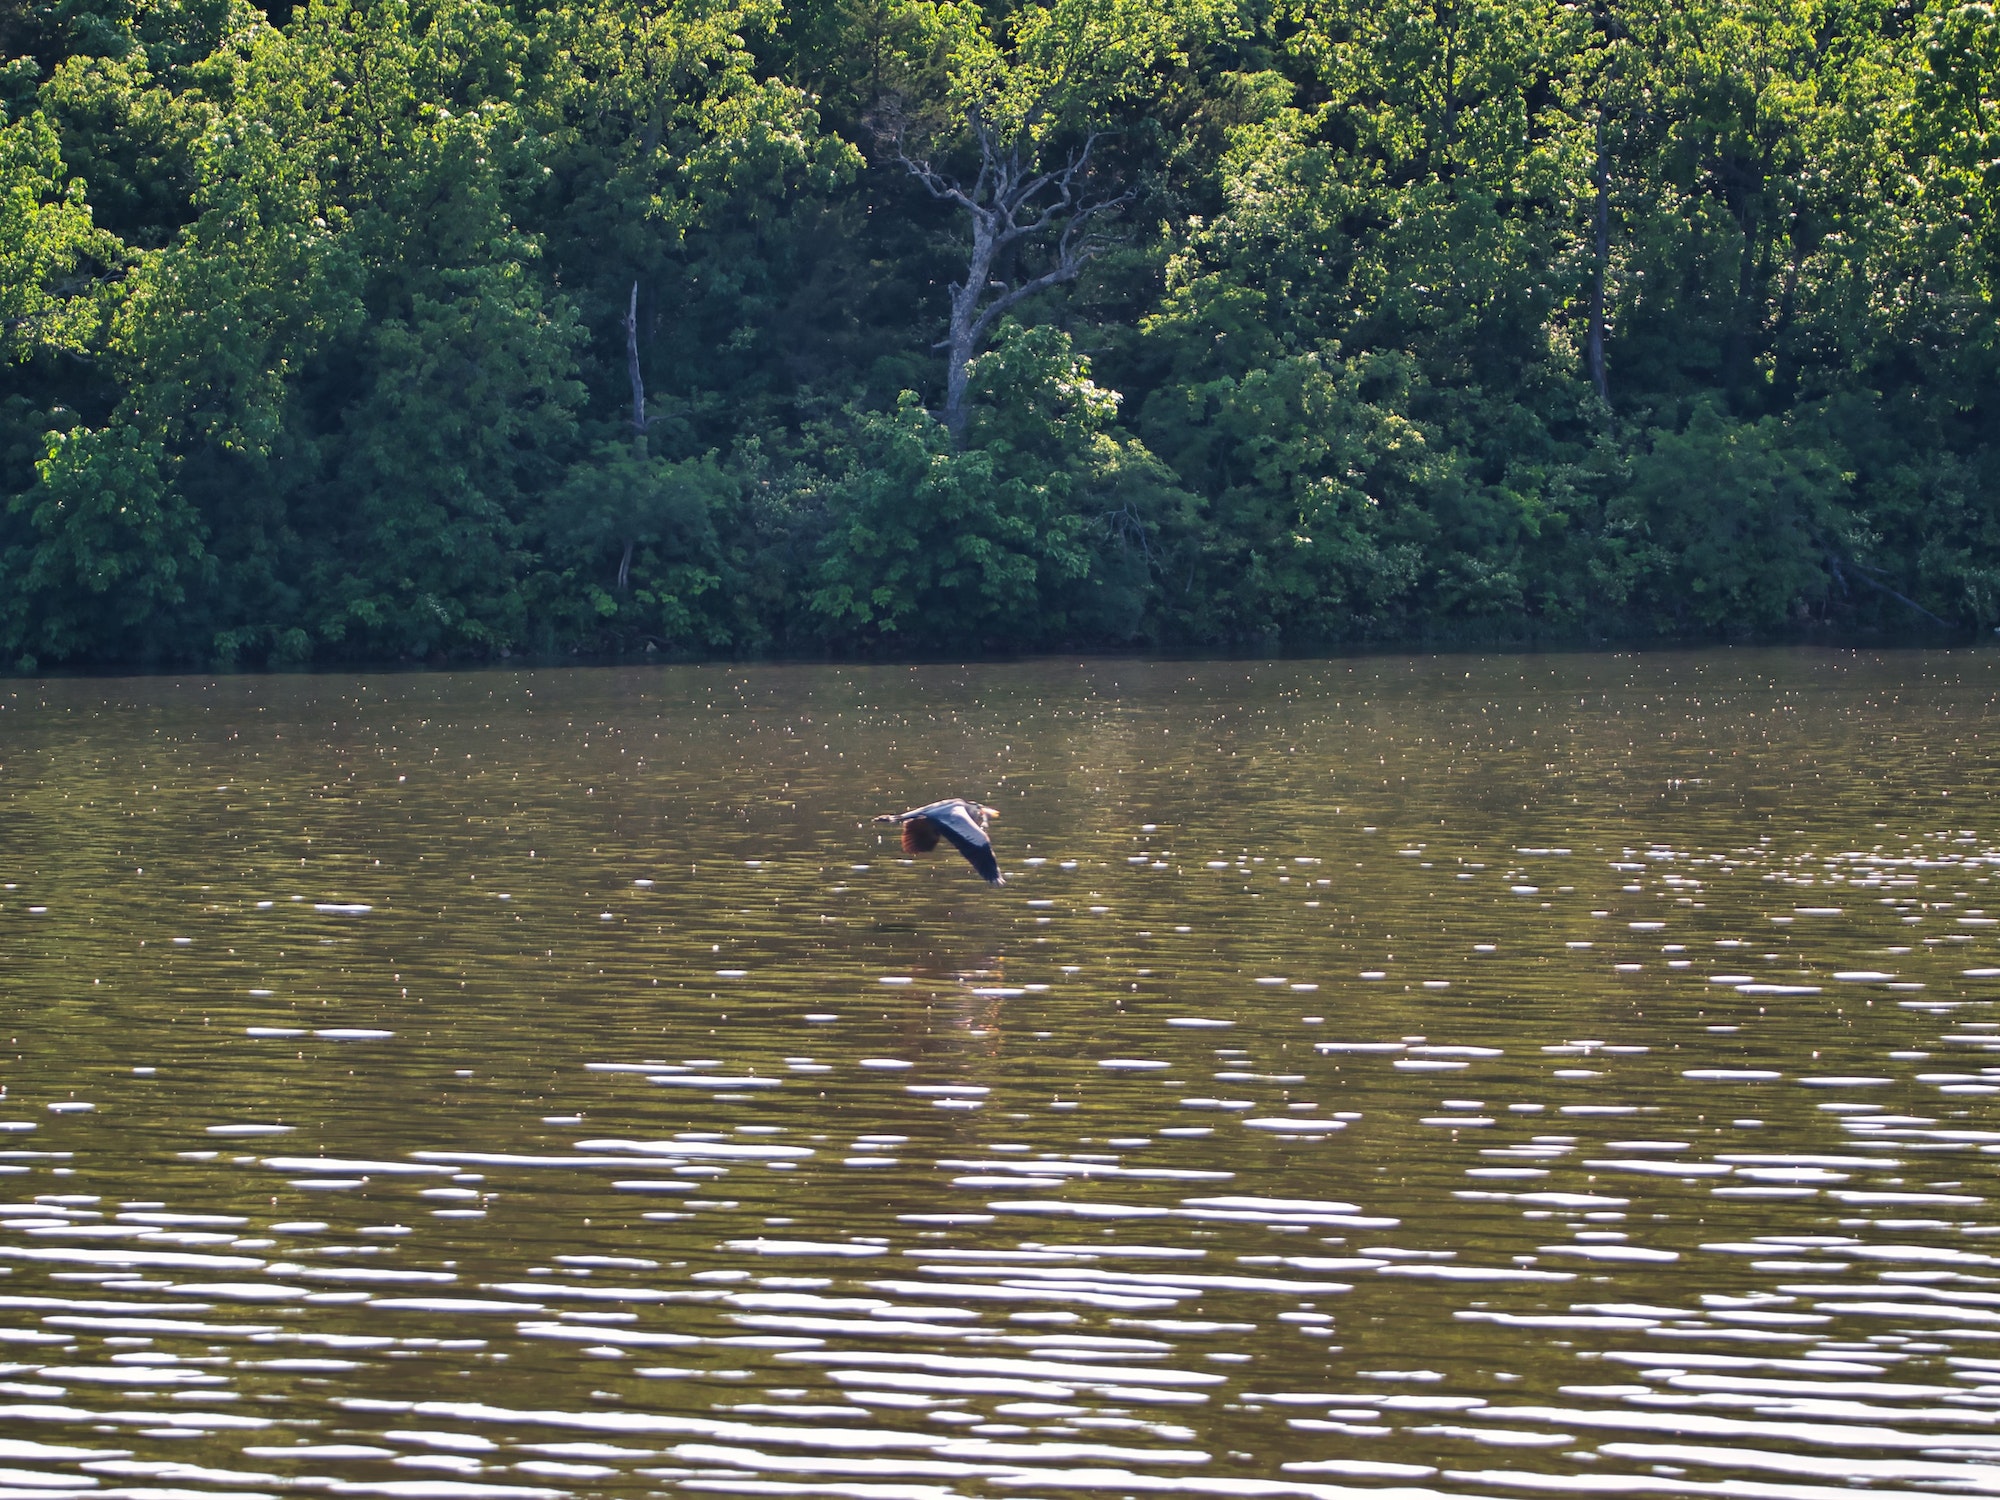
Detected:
[{"left": 3, "top": 0, "right": 1998, "bottom": 666}]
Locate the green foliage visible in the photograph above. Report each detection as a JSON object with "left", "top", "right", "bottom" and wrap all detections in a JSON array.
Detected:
[
  {"left": 889, "top": 0, "right": 1240, "bottom": 135},
  {"left": 0, "top": 0, "right": 1994, "bottom": 666},
  {"left": 1612, "top": 401, "right": 1849, "bottom": 632},
  {"left": 807, "top": 402, "right": 1087, "bottom": 650},
  {"left": 4, "top": 422, "right": 208, "bottom": 665},
  {"left": 807, "top": 324, "right": 1178, "bottom": 649},
  {"left": 543, "top": 444, "right": 740, "bottom": 647},
  {"left": 0, "top": 107, "right": 115, "bottom": 360}
]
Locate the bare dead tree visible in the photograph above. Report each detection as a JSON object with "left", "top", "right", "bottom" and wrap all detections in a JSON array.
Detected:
[
  {"left": 887, "top": 103, "right": 1132, "bottom": 444},
  {"left": 624, "top": 280, "right": 648, "bottom": 450},
  {"left": 619, "top": 279, "right": 647, "bottom": 592}
]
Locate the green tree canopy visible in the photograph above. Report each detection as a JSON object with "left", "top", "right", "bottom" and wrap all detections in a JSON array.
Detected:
[{"left": 0, "top": 0, "right": 1994, "bottom": 666}]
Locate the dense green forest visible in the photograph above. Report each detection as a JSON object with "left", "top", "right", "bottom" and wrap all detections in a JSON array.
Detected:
[{"left": 2, "top": 0, "right": 1997, "bottom": 665}]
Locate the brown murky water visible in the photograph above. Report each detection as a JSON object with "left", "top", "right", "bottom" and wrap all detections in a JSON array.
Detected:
[{"left": 1, "top": 651, "right": 1999, "bottom": 1500}]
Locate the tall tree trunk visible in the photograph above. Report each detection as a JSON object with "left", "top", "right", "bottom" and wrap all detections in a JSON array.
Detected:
[
  {"left": 941, "top": 218, "right": 999, "bottom": 445},
  {"left": 1586, "top": 104, "right": 1611, "bottom": 405},
  {"left": 621, "top": 278, "right": 645, "bottom": 594},
  {"left": 624, "top": 279, "right": 647, "bottom": 454}
]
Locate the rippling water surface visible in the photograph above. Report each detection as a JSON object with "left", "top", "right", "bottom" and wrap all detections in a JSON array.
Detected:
[{"left": 3, "top": 651, "right": 2000, "bottom": 1500}]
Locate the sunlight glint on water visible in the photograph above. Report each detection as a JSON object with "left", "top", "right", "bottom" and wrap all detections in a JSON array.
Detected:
[{"left": 0, "top": 651, "right": 1997, "bottom": 1499}]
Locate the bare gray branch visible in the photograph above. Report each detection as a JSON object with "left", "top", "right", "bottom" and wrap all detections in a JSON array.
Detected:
[{"left": 884, "top": 103, "right": 1131, "bottom": 444}]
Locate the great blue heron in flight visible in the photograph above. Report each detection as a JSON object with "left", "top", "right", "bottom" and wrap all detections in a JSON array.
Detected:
[{"left": 873, "top": 799, "right": 1005, "bottom": 884}]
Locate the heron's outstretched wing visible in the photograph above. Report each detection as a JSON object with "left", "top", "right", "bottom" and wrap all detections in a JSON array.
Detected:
[
  {"left": 900, "top": 798, "right": 965, "bottom": 820},
  {"left": 928, "top": 801, "right": 1003, "bottom": 885}
]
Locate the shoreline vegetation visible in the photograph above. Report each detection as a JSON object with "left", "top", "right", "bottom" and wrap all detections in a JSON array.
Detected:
[
  {"left": 3, "top": 0, "right": 1997, "bottom": 670},
  {"left": 0, "top": 634, "right": 1989, "bottom": 684}
]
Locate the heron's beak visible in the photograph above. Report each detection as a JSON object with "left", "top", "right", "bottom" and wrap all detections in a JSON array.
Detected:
[
  {"left": 871, "top": 813, "right": 899, "bottom": 823},
  {"left": 981, "top": 806, "right": 1000, "bottom": 820}
]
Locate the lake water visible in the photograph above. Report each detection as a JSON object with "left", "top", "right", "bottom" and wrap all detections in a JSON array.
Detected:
[{"left": 1, "top": 650, "right": 1998, "bottom": 1500}]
